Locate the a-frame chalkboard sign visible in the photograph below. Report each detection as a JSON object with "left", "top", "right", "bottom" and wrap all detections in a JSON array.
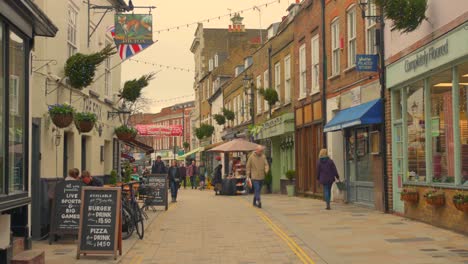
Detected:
[{"left": 76, "top": 187, "right": 122, "bottom": 260}]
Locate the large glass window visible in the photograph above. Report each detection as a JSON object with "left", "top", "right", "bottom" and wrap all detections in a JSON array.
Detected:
[
  {"left": 311, "top": 35, "right": 320, "bottom": 94},
  {"left": 0, "top": 23, "right": 4, "bottom": 194},
  {"left": 8, "top": 31, "right": 25, "bottom": 193},
  {"left": 458, "top": 62, "right": 468, "bottom": 184},
  {"left": 406, "top": 81, "right": 425, "bottom": 182}
]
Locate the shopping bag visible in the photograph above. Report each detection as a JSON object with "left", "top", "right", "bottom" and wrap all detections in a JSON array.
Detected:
[
  {"left": 335, "top": 180, "right": 346, "bottom": 191},
  {"left": 332, "top": 181, "right": 345, "bottom": 202},
  {"left": 246, "top": 177, "right": 252, "bottom": 189}
]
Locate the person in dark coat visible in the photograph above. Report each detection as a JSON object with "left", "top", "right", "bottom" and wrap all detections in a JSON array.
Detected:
[
  {"left": 168, "top": 160, "right": 181, "bottom": 202},
  {"left": 81, "top": 170, "right": 103, "bottom": 187},
  {"left": 212, "top": 164, "right": 223, "bottom": 195},
  {"left": 152, "top": 156, "right": 167, "bottom": 174},
  {"left": 178, "top": 161, "right": 187, "bottom": 189},
  {"left": 317, "top": 149, "right": 339, "bottom": 210}
]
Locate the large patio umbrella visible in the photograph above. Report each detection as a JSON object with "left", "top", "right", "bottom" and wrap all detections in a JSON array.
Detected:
[{"left": 208, "top": 139, "right": 261, "bottom": 153}]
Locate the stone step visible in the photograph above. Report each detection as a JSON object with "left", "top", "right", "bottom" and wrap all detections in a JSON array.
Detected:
[
  {"left": 11, "top": 250, "right": 45, "bottom": 264},
  {"left": 12, "top": 237, "right": 24, "bottom": 257}
]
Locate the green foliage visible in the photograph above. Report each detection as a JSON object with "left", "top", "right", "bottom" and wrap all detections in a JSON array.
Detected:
[
  {"left": 183, "top": 142, "right": 190, "bottom": 149},
  {"left": 423, "top": 189, "right": 444, "bottom": 199},
  {"left": 376, "top": 0, "right": 428, "bottom": 33},
  {"left": 74, "top": 112, "right": 97, "bottom": 122},
  {"left": 195, "top": 124, "right": 215, "bottom": 140},
  {"left": 64, "top": 44, "right": 116, "bottom": 89},
  {"left": 264, "top": 170, "right": 272, "bottom": 186},
  {"left": 115, "top": 125, "right": 137, "bottom": 136},
  {"left": 213, "top": 114, "right": 226, "bottom": 125},
  {"left": 109, "top": 170, "right": 118, "bottom": 184},
  {"left": 259, "top": 88, "right": 279, "bottom": 107},
  {"left": 453, "top": 193, "right": 468, "bottom": 204},
  {"left": 122, "top": 161, "right": 132, "bottom": 183},
  {"left": 285, "top": 170, "right": 296, "bottom": 181},
  {"left": 222, "top": 108, "right": 235, "bottom": 121},
  {"left": 248, "top": 124, "right": 263, "bottom": 137},
  {"left": 120, "top": 73, "right": 156, "bottom": 102},
  {"left": 48, "top": 104, "right": 75, "bottom": 116}
]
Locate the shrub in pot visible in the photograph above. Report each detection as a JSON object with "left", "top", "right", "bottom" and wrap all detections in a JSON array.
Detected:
[
  {"left": 48, "top": 104, "right": 75, "bottom": 128},
  {"left": 285, "top": 170, "right": 295, "bottom": 197},
  {"left": 115, "top": 125, "right": 137, "bottom": 140},
  {"left": 453, "top": 193, "right": 468, "bottom": 212},
  {"left": 424, "top": 189, "right": 445, "bottom": 206},
  {"left": 74, "top": 112, "right": 97, "bottom": 133}
]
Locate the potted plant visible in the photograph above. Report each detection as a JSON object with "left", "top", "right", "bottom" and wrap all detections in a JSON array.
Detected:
[
  {"left": 453, "top": 192, "right": 468, "bottom": 212},
  {"left": 109, "top": 170, "right": 118, "bottom": 185},
  {"left": 195, "top": 124, "right": 214, "bottom": 140},
  {"left": 424, "top": 189, "right": 445, "bottom": 206},
  {"left": 285, "top": 170, "right": 295, "bottom": 197},
  {"left": 259, "top": 88, "right": 279, "bottom": 116},
  {"left": 48, "top": 104, "right": 75, "bottom": 128},
  {"left": 222, "top": 108, "right": 235, "bottom": 122},
  {"left": 115, "top": 125, "right": 137, "bottom": 140},
  {"left": 213, "top": 114, "right": 226, "bottom": 125},
  {"left": 74, "top": 112, "right": 97, "bottom": 133},
  {"left": 400, "top": 187, "right": 419, "bottom": 203},
  {"left": 183, "top": 142, "right": 190, "bottom": 150}
]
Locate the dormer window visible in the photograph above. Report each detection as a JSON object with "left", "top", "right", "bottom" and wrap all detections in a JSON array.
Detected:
[{"left": 235, "top": 65, "right": 245, "bottom": 77}]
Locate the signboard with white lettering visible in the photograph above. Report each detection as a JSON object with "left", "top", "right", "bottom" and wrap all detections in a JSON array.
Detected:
[
  {"left": 356, "top": 54, "right": 379, "bottom": 72},
  {"left": 146, "top": 174, "right": 168, "bottom": 210},
  {"left": 76, "top": 187, "right": 121, "bottom": 260},
  {"left": 49, "top": 181, "right": 85, "bottom": 244}
]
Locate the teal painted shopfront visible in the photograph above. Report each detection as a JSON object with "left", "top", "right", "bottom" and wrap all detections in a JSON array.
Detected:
[
  {"left": 255, "top": 113, "right": 295, "bottom": 193},
  {"left": 387, "top": 21, "right": 468, "bottom": 232}
]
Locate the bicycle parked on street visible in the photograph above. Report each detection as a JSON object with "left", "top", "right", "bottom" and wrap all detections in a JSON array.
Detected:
[{"left": 121, "top": 182, "right": 145, "bottom": 240}]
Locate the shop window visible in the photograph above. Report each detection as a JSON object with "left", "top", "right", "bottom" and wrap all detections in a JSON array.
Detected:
[
  {"left": 347, "top": 6, "right": 357, "bottom": 67},
  {"left": 458, "top": 62, "right": 468, "bottom": 184},
  {"left": 365, "top": 0, "right": 377, "bottom": 55},
  {"left": 8, "top": 31, "right": 25, "bottom": 193},
  {"left": 393, "top": 90, "right": 402, "bottom": 120},
  {"left": 406, "top": 81, "right": 425, "bottom": 182},
  {"left": 299, "top": 44, "right": 306, "bottom": 97},
  {"left": 256, "top": 75, "right": 262, "bottom": 114},
  {"left": 275, "top": 62, "right": 281, "bottom": 104}
]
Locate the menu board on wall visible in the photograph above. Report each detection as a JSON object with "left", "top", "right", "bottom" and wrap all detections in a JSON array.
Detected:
[
  {"left": 146, "top": 174, "right": 168, "bottom": 211},
  {"left": 49, "top": 181, "right": 85, "bottom": 244},
  {"left": 76, "top": 187, "right": 121, "bottom": 260}
]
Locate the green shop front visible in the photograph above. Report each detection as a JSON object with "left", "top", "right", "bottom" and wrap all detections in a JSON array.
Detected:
[
  {"left": 255, "top": 113, "right": 295, "bottom": 194},
  {"left": 387, "top": 21, "right": 468, "bottom": 234}
]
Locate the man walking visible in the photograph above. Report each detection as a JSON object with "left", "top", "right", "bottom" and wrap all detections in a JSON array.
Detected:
[
  {"left": 246, "top": 146, "right": 269, "bottom": 208},
  {"left": 168, "top": 160, "right": 181, "bottom": 202},
  {"left": 187, "top": 160, "right": 198, "bottom": 189},
  {"left": 179, "top": 161, "right": 187, "bottom": 189},
  {"left": 151, "top": 156, "right": 167, "bottom": 174}
]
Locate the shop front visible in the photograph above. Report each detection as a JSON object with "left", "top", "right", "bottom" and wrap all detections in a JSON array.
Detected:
[
  {"left": 0, "top": 0, "right": 57, "bottom": 260},
  {"left": 255, "top": 113, "right": 295, "bottom": 193},
  {"left": 387, "top": 22, "right": 468, "bottom": 233}
]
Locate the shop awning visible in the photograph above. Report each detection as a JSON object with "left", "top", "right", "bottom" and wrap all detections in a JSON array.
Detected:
[
  {"left": 176, "top": 147, "right": 204, "bottom": 161},
  {"left": 121, "top": 153, "right": 135, "bottom": 162},
  {"left": 324, "top": 99, "right": 383, "bottom": 132},
  {"left": 121, "top": 138, "right": 154, "bottom": 154},
  {"left": 203, "top": 141, "right": 224, "bottom": 150},
  {"left": 207, "top": 139, "right": 261, "bottom": 153}
]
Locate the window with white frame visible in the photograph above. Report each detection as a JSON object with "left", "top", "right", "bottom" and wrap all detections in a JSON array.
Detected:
[
  {"left": 347, "top": 7, "right": 357, "bottom": 67},
  {"left": 263, "top": 70, "right": 269, "bottom": 112},
  {"left": 284, "top": 55, "right": 291, "bottom": 103},
  {"left": 311, "top": 36, "right": 320, "bottom": 94},
  {"left": 214, "top": 54, "right": 219, "bottom": 67},
  {"left": 366, "top": 0, "right": 377, "bottom": 54},
  {"left": 274, "top": 62, "right": 281, "bottom": 105},
  {"left": 331, "top": 18, "right": 340, "bottom": 76},
  {"left": 299, "top": 44, "right": 306, "bottom": 97},
  {"left": 256, "top": 75, "right": 262, "bottom": 114},
  {"left": 104, "top": 40, "right": 112, "bottom": 97},
  {"left": 67, "top": 4, "right": 78, "bottom": 57},
  {"left": 209, "top": 59, "right": 213, "bottom": 71}
]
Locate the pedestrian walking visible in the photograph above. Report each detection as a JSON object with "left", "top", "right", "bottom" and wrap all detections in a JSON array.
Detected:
[
  {"left": 168, "top": 160, "right": 181, "bottom": 202},
  {"left": 151, "top": 156, "right": 167, "bottom": 174},
  {"left": 213, "top": 164, "right": 223, "bottom": 195},
  {"left": 65, "top": 168, "right": 80, "bottom": 181},
  {"left": 187, "top": 160, "right": 198, "bottom": 189},
  {"left": 179, "top": 161, "right": 187, "bottom": 189},
  {"left": 246, "top": 146, "right": 269, "bottom": 208},
  {"left": 317, "top": 149, "right": 339, "bottom": 210},
  {"left": 198, "top": 162, "right": 206, "bottom": 190},
  {"left": 81, "top": 170, "right": 103, "bottom": 187}
]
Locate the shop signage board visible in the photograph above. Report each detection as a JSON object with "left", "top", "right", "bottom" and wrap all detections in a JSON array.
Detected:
[
  {"left": 114, "top": 14, "right": 153, "bottom": 45},
  {"left": 146, "top": 174, "right": 168, "bottom": 210},
  {"left": 356, "top": 54, "right": 379, "bottom": 72},
  {"left": 256, "top": 113, "right": 294, "bottom": 140},
  {"left": 49, "top": 181, "right": 85, "bottom": 244},
  {"left": 136, "top": 124, "right": 183, "bottom": 137},
  {"left": 77, "top": 187, "right": 122, "bottom": 260}
]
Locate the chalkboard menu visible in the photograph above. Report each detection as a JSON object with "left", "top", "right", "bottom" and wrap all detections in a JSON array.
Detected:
[
  {"left": 146, "top": 174, "right": 168, "bottom": 210},
  {"left": 49, "top": 180, "right": 85, "bottom": 244},
  {"left": 77, "top": 187, "right": 121, "bottom": 260}
]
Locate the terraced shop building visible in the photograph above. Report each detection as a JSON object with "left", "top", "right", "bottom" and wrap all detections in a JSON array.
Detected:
[{"left": 0, "top": 0, "right": 57, "bottom": 261}]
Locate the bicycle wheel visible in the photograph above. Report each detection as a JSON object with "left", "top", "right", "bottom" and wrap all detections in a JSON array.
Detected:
[
  {"left": 132, "top": 202, "right": 145, "bottom": 239},
  {"left": 121, "top": 204, "right": 134, "bottom": 240}
]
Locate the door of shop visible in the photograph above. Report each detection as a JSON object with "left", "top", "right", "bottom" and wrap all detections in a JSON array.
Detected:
[{"left": 346, "top": 127, "right": 374, "bottom": 207}]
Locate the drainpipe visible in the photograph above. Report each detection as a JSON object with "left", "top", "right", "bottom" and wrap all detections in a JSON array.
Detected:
[{"left": 321, "top": 0, "right": 327, "bottom": 148}]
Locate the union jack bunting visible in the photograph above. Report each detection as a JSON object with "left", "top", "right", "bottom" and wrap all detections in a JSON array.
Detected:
[{"left": 107, "top": 26, "right": 153, "bottom": 60}]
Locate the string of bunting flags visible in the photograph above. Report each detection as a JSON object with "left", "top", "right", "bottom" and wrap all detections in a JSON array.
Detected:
[
  {"left": 152, "top": 94, "right": 195, "bottom": 104},
  {"left": 128, "top": 59, "right": 194, "bottom": 72}
]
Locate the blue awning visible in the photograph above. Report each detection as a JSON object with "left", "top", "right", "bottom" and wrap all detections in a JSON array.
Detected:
[{"left": 324, "top": 99, "right": 383, "bottom": 132}]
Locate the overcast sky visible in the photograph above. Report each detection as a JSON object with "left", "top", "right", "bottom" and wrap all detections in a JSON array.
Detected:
[{"left": 121, "top": 0, "right": 293, "bottom": 113}]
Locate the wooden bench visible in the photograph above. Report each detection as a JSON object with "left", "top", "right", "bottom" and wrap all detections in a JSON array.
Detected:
[{"left": 11, "top": 250, "right": 45, "bottom": 264}]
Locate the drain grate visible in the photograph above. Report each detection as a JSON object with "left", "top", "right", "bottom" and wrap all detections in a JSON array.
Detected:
[{"left": 385, "top": 237, "right": 434, "bottom": 243}]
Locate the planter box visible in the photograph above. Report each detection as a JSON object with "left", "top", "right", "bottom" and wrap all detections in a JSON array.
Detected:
[
  {"left": 426, "top": 195, "right": 445, "bottom": 206},
  {"left": 401, "top": 192, "right": 419, "bottom": 203},
  {"left": 286, "top": 185, "right": 295, "bottom": 197},
  {"left": 280, "top": 179, "right": 295, "bottom": 195}
]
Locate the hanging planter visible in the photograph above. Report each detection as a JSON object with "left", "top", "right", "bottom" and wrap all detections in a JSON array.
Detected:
[
  {"left": 195, "top": 124, "right": 214, "bottom": 140},
  {"left": 119, "top": 73, "right": 156, "bottom": 102},
  {"left": 424, "top": 189, "right": 445, "bottom": 207},
  {"left": 115, "top": 125, "right": 137, "bottom": 141},
  {"left": 64, "top": 44, "right": 116, "bottom": 90},
  {"left": 48, "top": 104, "right": 75, "bottom": 128},
  {"left": 213, "top": 114, "right": 226, "bottom": 125},
  {"left": 400, "top": 188, "right": 419, "bottom": 203},
  {"left": 222, "top": 108, "right": 235, "bottom": 122},
  {"left": 453, "top": 193, "right": 468, "bottom": 213},
  {"left": 74, "top": 112, "right": 97, "bottom": 133}
]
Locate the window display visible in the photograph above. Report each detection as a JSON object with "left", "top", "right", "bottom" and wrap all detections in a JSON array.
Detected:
[{"left": 406, "top": 81, "right": 425, "bottom": 182}]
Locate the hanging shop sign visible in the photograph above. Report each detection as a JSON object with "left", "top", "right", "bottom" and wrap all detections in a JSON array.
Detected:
[
  {"left": 356, "top": 54, "right": 379, "bottom": 72},
  {"left": 114, "top": 14, "right": 154, "bottom": 45},
  {"left": 135, "top": 124, "right": 183, "bottom": 137}
]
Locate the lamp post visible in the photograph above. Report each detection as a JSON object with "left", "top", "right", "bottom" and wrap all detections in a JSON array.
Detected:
[{"left": 243, "top": 72, "right": 254, "bottom": 124}]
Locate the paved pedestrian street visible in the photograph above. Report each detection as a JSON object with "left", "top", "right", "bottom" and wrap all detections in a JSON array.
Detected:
[{"left": 33, "top": 189, "right": 468, "bottom": 264}]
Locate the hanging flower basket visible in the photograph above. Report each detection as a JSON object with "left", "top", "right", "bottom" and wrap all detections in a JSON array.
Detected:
[
  {"left": 424, "top": 190, "right": 445, "bottom": 207},
  {"left": 453, "top": 193, "right": 468, "bottom": 213},
  {"left": 74, "top": 112, "right": 97, "bottom": 133},
  {"left": 48, "top": 104, "right": 75, "bottom": 128},
  {"left": 115, "top": 125, "right": 137, "bottom": 141},
  {"left": 400, "top": 188, "right": 419, "bottom": 203}
]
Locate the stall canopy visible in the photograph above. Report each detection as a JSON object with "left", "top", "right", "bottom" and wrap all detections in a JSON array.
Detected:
[
  {"left": 176, "top": 147, "right": 204, "bottom": 161},
  {"left": 208, "top": 139, "right": 261, "bottom": 152},
  {"left": 121, "top": 138, "right": 154, "bottom": 154},
  {"left": 323, "top": 99, "right": 383, "bottom": 133}
]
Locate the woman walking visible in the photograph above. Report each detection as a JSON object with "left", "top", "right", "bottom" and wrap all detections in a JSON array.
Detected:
[
  {"left": 168, "top": 160, "right": 181, "bottom": 202},
  {"left": 212, "top": 164, "right": 223, "bottom": 195},
  {"left": 317, "top": 149, "right": 339, "bottom": 210}
]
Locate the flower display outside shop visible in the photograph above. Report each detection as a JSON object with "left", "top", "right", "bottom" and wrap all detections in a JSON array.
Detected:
[
  {"left": 48, "top": 104, "right": 75, "bottom": 128},
  {"left": 424, "top": 189, "right": 445, "bottom": 206},
  {"left": 74, "top": 112, "right": 97, "bottom": 133}
]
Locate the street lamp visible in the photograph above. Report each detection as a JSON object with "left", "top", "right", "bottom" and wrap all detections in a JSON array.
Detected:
[
  {"left": 108, "top": 102, "right": 131, "bottom": 123},
  {"left": 243, "top": 72, "right": 255, "bottom": 123}
]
